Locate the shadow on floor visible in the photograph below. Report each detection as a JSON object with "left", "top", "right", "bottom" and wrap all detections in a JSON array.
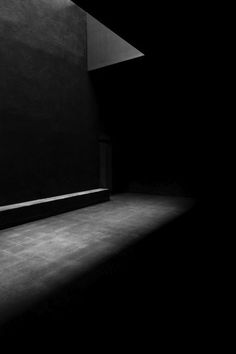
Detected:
[{"left": 0, "top": 203, "right": 209, "bottom": 350}]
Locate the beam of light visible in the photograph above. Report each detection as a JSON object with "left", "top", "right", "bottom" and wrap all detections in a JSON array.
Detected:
[{"left": 87, "top": 13, "right": 144, "bottom": 71}]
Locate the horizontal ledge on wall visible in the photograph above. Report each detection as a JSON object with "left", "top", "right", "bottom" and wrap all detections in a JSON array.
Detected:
[{"left": 0, "top": 188, "right": 110, "bottom": 230}]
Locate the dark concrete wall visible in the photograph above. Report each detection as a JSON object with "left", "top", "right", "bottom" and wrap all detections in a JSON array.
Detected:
[
  {"left": 91, "top": 55, "right": 201, "bottom": 198},
  {"left": 0, "top": 0, "right": 99, "bottom": 206}
]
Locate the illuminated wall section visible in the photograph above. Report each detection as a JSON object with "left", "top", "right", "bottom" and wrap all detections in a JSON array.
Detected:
[{"left": 87, "top": 13, "right": 144, "bottom": 71}]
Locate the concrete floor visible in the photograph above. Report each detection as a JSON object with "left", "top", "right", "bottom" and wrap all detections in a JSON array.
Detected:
[{"left": 0, "top": 193, "right": 195, "bottom": 348}]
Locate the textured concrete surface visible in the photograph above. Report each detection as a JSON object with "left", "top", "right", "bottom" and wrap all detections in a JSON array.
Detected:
[
  {"left": 0, "top": 0, "right": 99, "bottom": 206},
  {"left": 0, "top": 0, "right": 86, "bottom": 64},
  {"left": 0, "top": 193, "right": 193, "bottom": 326}
]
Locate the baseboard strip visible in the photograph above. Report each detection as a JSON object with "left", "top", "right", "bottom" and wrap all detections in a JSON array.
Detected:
[{"left": 0, "top": 188, "right": 109, "bottom": 230}]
